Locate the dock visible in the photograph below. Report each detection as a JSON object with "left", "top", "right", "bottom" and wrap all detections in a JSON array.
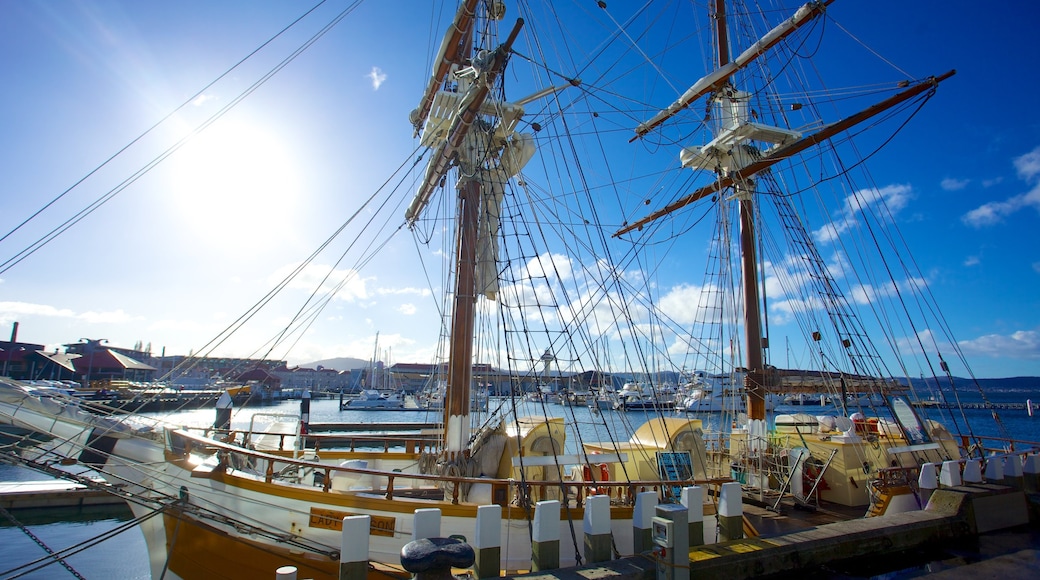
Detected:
[
  {"left": 911, "top": 400, "right": 1038, "bottom": 411},
  {"left": 0, "top": 480, "right": 126, "bottom": 510},
  {"left": 499, "top": 484, "right": 1035, "bottom": 580}
]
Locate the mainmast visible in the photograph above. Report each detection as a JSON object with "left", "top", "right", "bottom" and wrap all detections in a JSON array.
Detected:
[{"left": 620, "top": 0, "right": 954, "bottom": 422}]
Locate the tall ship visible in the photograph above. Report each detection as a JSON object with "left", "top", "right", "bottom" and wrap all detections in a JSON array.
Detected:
[{"left": 0, "top": 1, "right": 1035, "bottom": 578}]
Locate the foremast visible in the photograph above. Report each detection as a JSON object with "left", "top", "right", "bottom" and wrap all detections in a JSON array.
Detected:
[
  {"left": 619, "top": 0, "right": 954, "bottom": 422},
  {"left": 406, "top": 1, "right": 538, "bottom": 459}
]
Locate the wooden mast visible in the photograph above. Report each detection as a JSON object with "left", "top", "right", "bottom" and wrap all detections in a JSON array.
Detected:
[
  {"left": 406, "top": 14, "right": 526, "bottom": 457},
  {"left": 713, "top": 0, "right": 767, "bottom": 421},
  {"left": 621, "top": 1, "right": 956, "bottom": 422}
]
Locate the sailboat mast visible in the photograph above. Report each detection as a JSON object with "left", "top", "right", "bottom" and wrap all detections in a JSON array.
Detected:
[
  {"left": 713, "top": 0, "right": 767, "bottom": 420},
  {"left": 445, "top": 179, "right": 479, "bottom": 455}
]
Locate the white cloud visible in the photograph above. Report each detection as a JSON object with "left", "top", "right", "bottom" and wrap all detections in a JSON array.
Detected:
[
  {"left": 1013, "top": 146, "right": 1040, "bottom": 181},
  {"left": 963, "top": 256, "right": 980, "bottom": 267},
  {"left": 0, "top": 301, "right": 138, "bottom": 325},
  {"left": 659, "top": 284, "right": 710, "bottom": 325},
  {"left": 191, "top": 93, "right": 217, "bottom": 107},
  {"left": 962, "top": 147, "right": 1040, "bottom": 227},
  {"left": 78, "top": 309, "right": 136, "bottom": 324},
  {"left": 398, "top": 303, "right": 417, "bottom": 315},
  {"left": 813, "top": 184, "right": 912, "bottom": 243},
  {"left": 1033, "top": 262, "right": 1040, "bottom": 274},
  {"left": 270, "top": 263, "right": 371, "bottom": 302},
  {"left": 961, "top": 183, "right": 1040, "bottom": 227},
  {"left": 958, "top": 330, "right": 1040, "bottom": 359},
  {"left": 940, "top": 177, "right": 969, "bottom": 191},
  {"left": 377, "top": 287, "right": 432, "bottom": 297},
  {"left": 525, "top": 252, "right": 573, "bottom": 282},
  {"left": 0, "top": 301, "right": 75, "bottom": 320},
  {"left": 368, "top": 66, "right": 387, "bottom": 90}
]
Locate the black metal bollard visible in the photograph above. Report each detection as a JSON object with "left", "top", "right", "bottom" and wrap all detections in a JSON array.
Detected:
[{"left": 400, "top": 537, "right": 475, "bottom": 580}]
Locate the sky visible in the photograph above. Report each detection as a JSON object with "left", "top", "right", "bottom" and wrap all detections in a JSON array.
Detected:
[{"left": 0, "top": 1, "right": 1038, "bottom": 379}]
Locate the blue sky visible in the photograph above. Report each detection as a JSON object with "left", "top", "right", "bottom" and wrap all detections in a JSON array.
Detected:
[{"left": 0, "top": 1, "right": 1038, "bottom": 379}]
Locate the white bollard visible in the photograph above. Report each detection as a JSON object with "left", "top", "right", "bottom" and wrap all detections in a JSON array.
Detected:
[
  {"left": 718, "top": 481, "right": 743, "bottom": 542},
  {"left": 632, "top": 491, "right": 658, "bottom": 554},
  {"left": 340, "top": 515, "right": 370, "bottom": 580},
  {"left": 1023, "top": 454, "right": 1040, "bottom": 493},
  {"left": 473, "top": 505, "right": 501, "bottom": 579},
  {"left": 1005, "top": 455, "right": 1024, "bottom": 477},
  {"left": 938, "top": 460, "right": 962, "bottom": 487},
  {"left": 984, "top": 455, "right": 1004, "bottom": 483},
  {"left": 918, "top": 463, "right": 938, "bottom": 504},
  {"left": 532, "top": 499, "right": 560, "bottom": 571},
  {"left": 681, "top": 486, "right": 705, "bottom": 546},
  {"left": 962, "top": 458, "right": 983, "bottom": 483},
  {"left": 413, "top": 508, "right": 441, "bottom": 541},
  {"left": 1004, "top": 454, "right": 1025, "bottom": 490},
  {"left": 583, "top": 494, "right": 612, "bottom": 563},
  {"left": 275, "top": 565, "right": 298, "bottom": 580}
]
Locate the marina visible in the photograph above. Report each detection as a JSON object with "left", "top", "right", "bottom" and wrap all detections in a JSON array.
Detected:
[{"left": 3, "top": 392, "right": 1039, "bottom": 578}]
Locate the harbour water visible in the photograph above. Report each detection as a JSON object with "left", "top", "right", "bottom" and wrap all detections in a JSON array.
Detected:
[{"left": 1, "top": 384, "right": 1037, "bottom": 579}]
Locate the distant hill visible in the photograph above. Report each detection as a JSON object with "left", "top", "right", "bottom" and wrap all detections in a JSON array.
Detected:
[
  {"left": 901, "top": 376, "right": 1039, "bottom": 392},
  {"left": 295, "top": 357, "right": 370, "bottom": 372}
]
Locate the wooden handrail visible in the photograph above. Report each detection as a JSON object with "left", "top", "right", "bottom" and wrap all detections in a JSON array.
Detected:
[{"left": 173, "top": 425, "right": 733, "bottom": 497}]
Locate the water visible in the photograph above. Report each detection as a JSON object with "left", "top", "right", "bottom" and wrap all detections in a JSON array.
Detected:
[
  {"left": 1, "top": 387, "right": 1037, "bottom": 579},
  {"left": 0, "top": 500, "right": 149, "bottom": 579}
]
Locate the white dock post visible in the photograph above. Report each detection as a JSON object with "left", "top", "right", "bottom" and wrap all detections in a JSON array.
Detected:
[
  {"left": 918, "top": 463, "right": 938, "bottom": 505},
  {"left": 938, "top": 460, "right": 962, "bottom": 488},
  {"left": 275, "top": 565, "right": 298, "bottom": 580},
  {"left": 413, "top": 508, "right": 441, "bottom": 541},
  {"left": 214, "top": 391, "right": 232, "bottom": 433},
  {"left": 718, "top": 481, "right": 743, "bottom": 542},
  {"left": 984, "top": 455, "right": 1005, "bottom": 484},
  {"left": 583, "top": 494, "right": 612, "bottom": 563},
  {"left": 680, "top": 486, "right": 704, "bottom": 546},
  {"left": 1004, "top": 454, "right": 1024, "bottom": 490},
  {"left": 632, "top": 491, "right": 658, "bottom": 554},
  {"left": 1023, "top": 454, "right": 1040, "bottom": 493},
  {"left": 300, "top": 390, "right": 311, "bottom": 435},
  {"left": 962, "top": 458, "right": 983, "bottom": 484},
  {"left": 472, "top": 505, "right": 501, "bottom": 579},
  {"left": 531, "top": 499, "right": 560, "bottom": 571},
  {"left": 340, "top": 515, "right": 370, "bottom": 580}
]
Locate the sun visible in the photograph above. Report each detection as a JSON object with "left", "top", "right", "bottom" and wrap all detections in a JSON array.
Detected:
[{"left": 168, "top": 118, "right": 301, "bottom": 248}]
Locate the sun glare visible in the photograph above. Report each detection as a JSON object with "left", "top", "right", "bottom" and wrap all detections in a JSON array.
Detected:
[{"left": 169, "top": 119, "right": 301, "bottom": 249}]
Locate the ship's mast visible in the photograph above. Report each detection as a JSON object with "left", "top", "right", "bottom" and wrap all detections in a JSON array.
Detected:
[
  {"left": 406, "top": 2, "right": 532, "bottom": 459},
  {"left": 620, "top": 0, "right": 954, "bottom": 423}
]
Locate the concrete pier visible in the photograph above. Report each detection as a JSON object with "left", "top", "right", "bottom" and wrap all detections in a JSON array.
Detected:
[{"left": 501, "top": 485, "right": 1032, "bottom": 580}]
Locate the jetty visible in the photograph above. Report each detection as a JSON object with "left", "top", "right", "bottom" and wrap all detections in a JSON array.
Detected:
[
  {"left": 0, "top": 480, "right": 126, "bottom": 510},
  {"left": 912, "top": 400, "right": 1039, "bottom": 411},
  {"left": 267, "top": 474, "right": 1038, "bottom": 580}
]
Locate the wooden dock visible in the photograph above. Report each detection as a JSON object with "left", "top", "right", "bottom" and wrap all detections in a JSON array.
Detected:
[{"left": 0, "top": 480, "right": 126, "bottom": 510}]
